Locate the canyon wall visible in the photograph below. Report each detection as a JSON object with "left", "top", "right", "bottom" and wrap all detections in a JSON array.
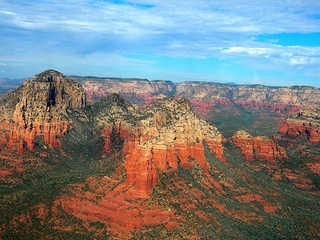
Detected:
[
  {"left": 278, "top": 108, "right": 320, "bottom": 144},
  {"left": 73, "top": 77, "right": 320, "bottom": 113},
  {"left": 232, "top": 130, "right": 287, "bottom": 162}
]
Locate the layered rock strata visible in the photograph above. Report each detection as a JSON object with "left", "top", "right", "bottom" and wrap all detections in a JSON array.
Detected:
[
  {"left": 232, "top": 130, "right": 287, "bottom": 162},
  {"left": 74, "top": 76, "right": 320, "bottom": 112},
  {"left": 96, "top": 96, "right": 225, "bottom": 198},
  {"left": 123, "top": 97, "right": 225, "bottom": 198},
  {"left": 54, "top": 94, "right": 226, "bottom": 235},
  {"left": 77, "top": 77, "right": 175, "bottom": 105},
  {"left": 278, "top": 108, "right": 320, "bottom": 144},
  {"left": 0, "top": 69, "right": 86, "bottom": 152},
  {"left": 53, "top": 176, "right": 178, "bottom": 238}
]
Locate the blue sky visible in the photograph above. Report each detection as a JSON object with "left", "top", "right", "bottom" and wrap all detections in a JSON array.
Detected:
[{"left": 0, "top": 0, "right": 320, "bottom": 87}]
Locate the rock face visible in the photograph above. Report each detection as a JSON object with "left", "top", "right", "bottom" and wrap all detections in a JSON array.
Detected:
[
  {"left": 92, "top": 93, "right": 140, "bottom": 154},
  {"left": 0, "top": 69, "right": 86, "bottom": 152},
  {"left": 232, "top": 130, "right": 287, "bottom": 162},
  {"left": 74, "top": 76, "right": 320, "bottom": 113},
  {"left": 53, "top": 176, "right": 178, "bottom": 238},
  {"left": 278, "top": 108, "right": 320, "bottom": 144},
  {"left": 95, "top": 95, "right": 225, "bottom": 198},
  {"left": 124, "top": 97, "right": 225, "bottom": 198},
  {"left": 75, "top": 77, "right": 175, "bottom": 105},
  {"left": 230, "top": 85, "right": 319, "bottom": 110}
]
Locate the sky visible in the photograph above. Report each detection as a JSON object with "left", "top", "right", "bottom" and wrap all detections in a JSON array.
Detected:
[{"left": 0, "top": 0, "right": 320, "bottom": 87}]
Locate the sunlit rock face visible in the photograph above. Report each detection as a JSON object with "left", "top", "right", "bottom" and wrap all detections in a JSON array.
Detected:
[
  {"left": 78, "top": 77, "right": 320, "bottom": 114},
  {"left": 278, "top": 108, "right": 320, "bottom": 144},
  {"left": 0, "top": 69, "right": 86, "bottom": 152},
  {"left": 97, "top": 95, "right": 225, "bottom": 198},
  {"left": 232, "top": 130, "right": 287, "bottom": 162}
]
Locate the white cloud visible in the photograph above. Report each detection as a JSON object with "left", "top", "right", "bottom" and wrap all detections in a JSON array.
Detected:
[
  {"left": 2, "top": 0, "right": 320, "bottom": 34},
  {"left": 0, "top": 0, "right": 320, "bottom": 82},
  {"left": 220, "top": 44, "right": 320, "bottom": 75},
  {"left": 290, "top": 56, "right": 308, "bottom": 65}
]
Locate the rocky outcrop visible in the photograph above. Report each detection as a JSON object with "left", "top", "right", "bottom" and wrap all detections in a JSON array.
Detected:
[
  {"left": 0, "top": 69, "right": 86, "bottom": 152},
  {"left": 74, "top": 76, "right": 320, "bottom": 112},
  {"left": 95, "top": 95, "right": 225, "bottom": 198},
  {"left": 233, "top": 100, "right": 301, "bottom": 114},
  {"left": 53, "top": 176, "right": 178, "bottom": 238},
  {"left": 179, "top": 83, "right": 320, "bottom": 115},
  {"left": 232, "top": 130, "right": 287, "bottom": 162},
  {"left": 231, "top": 85, "right": 320, "bottom": 109},
  {"left": 278, "top": 108, "right": 320, "bottom": 144},
  {"left": 124, "top": 97, "right": 225, "bottom": 197},
  {"left": 0, "top": 71, "right": 225, "bottom": 198},
  {"left": 74, "top": 76, "right": 175, "bottom": 105},
  {"left": 94, "top": 94, "right": 140, "bottom": 155}
]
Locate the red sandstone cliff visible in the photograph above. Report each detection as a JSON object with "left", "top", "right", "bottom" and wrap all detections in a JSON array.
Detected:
[
  {"left": 73, "top": 76, "right": 320, "bottom": 115},
  {"left": 94, "top": 95, "right": 225, "bottom": 198},
  {"left": 123, "top": 97, "right": 225, "bottom": 198},
  {"left": 0, "top": 69, "right": 86, "bottom": 153},
  {"left": 75, "top": 77, "right": 175, "bottom": 106},
  {"left": 232, "top": 130, "right": 287, "bottom": 162},
  {"left": 278, "top": 108, "right": 320, "bottom": 144}
]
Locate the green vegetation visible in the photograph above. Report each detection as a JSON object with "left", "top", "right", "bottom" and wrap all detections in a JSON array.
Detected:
[
  {"left": 139, "top": 140, "right": 320, "bottom": 239},
  {"left": 0, "top": 105, "right": 123, "bottom": 239},
  {"left": 1, "top": 82, "right": 319, "bottom": 239},
  {"left": 0, "top": 144, "right": 118, "bottom": 239},
  {"left": 210, "top": 102, "right": 282, "bottom": 138},
  {"left": 2, "top": 106, "right": 319, "bottom": 239}
]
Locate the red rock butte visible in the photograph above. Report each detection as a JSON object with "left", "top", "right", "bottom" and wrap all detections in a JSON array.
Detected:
[
  {"left": 0, "top": 69, "right": 86, "bottom": 153},
  {"left": 278, "top": 108, "right": 320, "bottom": 144},
  {"left": 98, "top": 96, "right": 225, "bottom": 198},
  {"left": 232, "top": 130, "right": 287, "bottom": 162}
]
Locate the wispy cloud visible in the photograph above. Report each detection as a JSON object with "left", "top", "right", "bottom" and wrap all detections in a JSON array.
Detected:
[
  {"left": 0, "top": 0, "right": 319, "bottom": 86},
  {"left": 220, "top": 45, "right": 320, "bottom": 75}
]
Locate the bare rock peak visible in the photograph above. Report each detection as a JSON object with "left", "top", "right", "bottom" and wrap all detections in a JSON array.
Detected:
[
  {"left": 0, "top": 69, "right": 87, "bottom": 152},
  {"left": 32, "top": 69, "right": 65, "bottom": 82}
]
